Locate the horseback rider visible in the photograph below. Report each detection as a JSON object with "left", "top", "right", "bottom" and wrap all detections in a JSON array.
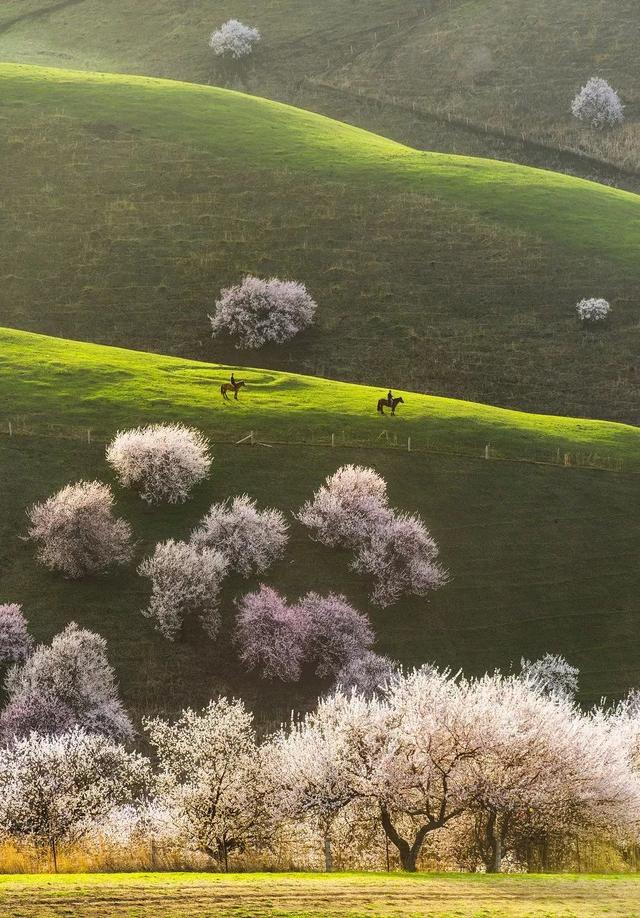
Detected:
[
  {"left": 387, "top": 390, "right": 393, "bottom": 406},
  {"left": 231, "top": 372, "right": 237, "bottom": 389}
]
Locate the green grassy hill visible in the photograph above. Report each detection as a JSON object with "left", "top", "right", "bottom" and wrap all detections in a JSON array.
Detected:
[
  {"left": 0, "top": 0, "right": 638, "bottom": 178},
  {"left": 0, "top": 327, "right": 638, "bottom": 721},
  {"left": 2, "top": 64, "right": 640, "bottom": 423}
]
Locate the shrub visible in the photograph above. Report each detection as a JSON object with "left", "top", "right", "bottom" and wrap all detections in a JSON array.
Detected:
[
  {"left": 298, "top": 592, "right": 375, "bottom": 678},
  {"left": 209, "top": 19, "right": 261, "bottom": 59},
  {"left": 210, "top": 276, "right": 317, "bottom": 349},
  {"left": 571, "top": 78, "right": 624, "bottom": 128},
  {"left": 26, "top": 480, "right": 132, "bottom": 578},
  {"left": 1, "top": 622, "right": 133, "bottom": 742},
  {"left": 235, "top": 586, "right": 308, "bottom": 681},
  {"left": 353, "top": 511, "right": 447, "bottom": 607},
  {"left": 138, "top": 540, "right": 227, "bottom": 640},
  {"left": 297, "top": 464, "right": 390, "bottom": 548},
  {"left": 106, "top": 424, "right": 211, "bottom": 504},
  {"left": 334, "top": 651, "right": 395, "bottom": 696},
  {"left": 0, "top": 604, "right": 33, "bottom": 667},
  {"left": 191, "top": 495, "right": 288, "bottom": 577},
  {"left": 576, "top": 297, "right": 611, "bottom": 323}
]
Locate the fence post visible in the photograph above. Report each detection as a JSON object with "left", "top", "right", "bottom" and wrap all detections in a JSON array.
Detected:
[
  {"left": 8, "top": 421, "right": 12, "bottom": 437},
  {"left": 331, "top": 433, "right": 335, "bottom": 448},
  {"left": 484, "top": 444, "right": 490, "bottom": 459},
  {"left": 407, "top": 436, "right": 411, "bottom": 452},
  {"left": 87, "top": 429, "right": 91, "bottom": 445}
]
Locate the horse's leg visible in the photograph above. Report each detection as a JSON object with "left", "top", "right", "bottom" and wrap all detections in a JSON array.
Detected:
[{"left": 234, "top": 388, "right": 238, "bottom": 400}]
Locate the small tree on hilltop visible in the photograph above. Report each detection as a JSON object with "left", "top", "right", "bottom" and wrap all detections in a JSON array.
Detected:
[
  {"left": 191, "top": 495, "right": 289, "bottom": 577},
  {"left": 210, "top": 276, "right": 317, "bottom": 349},
  {"left": 235, "top": 586, "right": 309, "bottom": 682},
  {"left": 571, "top": 78, "right": 624, "bottom": 129},
  {"left": 0, "top": 729, "right": 149, "bottom": 871},
  {"left": 576, "top": 297, "right": 611, "bottom": 323},
  {"left": 26, "top": 480, "right": 132, "bottom": 578},
  {"left": 0, "top": 604, "right": 33, "bottom": 668},
  {"left": 107, "top": 424, "right": 211, "bottom": 504},
  {"left": 138, "top": 540, "right": 227, "bottom": 641},
  {"left": 1, "top": 622, "right": 133, "bottom": 742},
  {"left": 297, "top": 464, "right": 390, "bottom": 548},
  {"left": 298, "top": 592, "right": 375, "bottom": 679},
  {"left": 353, "top": 511, "right": 447, "bottom": 607},
  {"left": 209, "top": 19, "right": 261, "bottom": 60}
]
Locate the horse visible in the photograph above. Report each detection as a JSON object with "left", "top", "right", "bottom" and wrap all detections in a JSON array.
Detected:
[
  {"left": 221, "top": 380, "right": 246, "bottom": 401},
  {"left": 377, "top": 396, "right": 404, "bottom": 416}
]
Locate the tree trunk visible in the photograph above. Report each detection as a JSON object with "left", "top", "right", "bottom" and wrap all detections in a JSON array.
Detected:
[
  {"left": 50, "top": 837, "right": 58, "bottom": 873},
  {"left": 484, "top": 812, "right": 501, "bottom": 873},
  {"left": 323, "top": 833, "right": 333, "bottom": 872},
  {"left": 379, "top": 807, "right": 430, "bottom": 873}
]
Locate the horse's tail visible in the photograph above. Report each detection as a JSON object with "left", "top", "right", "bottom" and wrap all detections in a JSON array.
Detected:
[
  {"left": 220, "top": 385, "right": 225, "bottom": 394},
  {"left": 377, "top": 400, "right": 383, "bottom": 414}
]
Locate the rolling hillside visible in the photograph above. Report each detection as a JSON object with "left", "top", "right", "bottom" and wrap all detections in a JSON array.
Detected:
[
  {"left": 0, "top": 327, "right": 638, "bottom": 721},
  {"left": 2, "top": 64, "right": 640, "bottom": 423},
  {"left": 0, "top": 0, "right": 638, "bottom": 180}
]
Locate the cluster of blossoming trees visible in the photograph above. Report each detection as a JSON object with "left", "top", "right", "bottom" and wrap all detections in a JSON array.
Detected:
[
  {"left": 24, "top": 423, "right": 445, "bottom": 690},
  {"left": 0, "top": 631, "right": 639, "bottom": 874}
]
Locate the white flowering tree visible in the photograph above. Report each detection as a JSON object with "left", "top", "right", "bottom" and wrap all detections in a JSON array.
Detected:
[
  {"left": 298, "top": 466, "right": 446, "bottom": 607},
  {"left": 26, "top": 480, "right": 132, "bottom": 578},
  {"left": 1, "top": 622, "right": 133, "bottom": 742},
  {"left": 353, "top": 511, "right": 447, "bottom": 607},
  {"left": 145, "top": 699, "right": 272, "bottom": 869},
  {"left": 334, "top": 650, "right": 395, "bottom": 697},
  {"left": 571, "top": 78, "right": 624, "bottom": 128},
  {"left": 138, "top": 540, "right": 227, "bottom": 640},
  {"left": 107, "top": 424, "right": 211, "bottom": 504},
  {"left": 297, "top": 464, "right": 389, "bottom": 548},
  {"left": 210, "top": 276, "right": 317, "bottom": 349},
  {"left": 0, "top": 603, "right": 33, "bottom": 668},
  {"left": 0, "top": 729, "right": 149, "bottom": 871},
  {"left": 576, "top": 297, "right": 611, "bottom": 323},
  {"left": 209, "top": 19, "right": 261, "bottom": 60},
  {"left": 190, "top": 495, "right": 288, "bottom": 577},
  {"left": 519, "top": 653, "right": 579, "bottom": 701}
]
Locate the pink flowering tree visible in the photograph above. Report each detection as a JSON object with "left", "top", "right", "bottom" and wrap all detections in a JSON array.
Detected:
[
  {"left": 333, "top": 650, "right": 395, "bottom": 697},
  {"left": 26, "top": 481, "right": 132, "bottom": 578},
  {"left": 0, "top": 622, "right": 133, "bottom": 742},
  {"left": 0, "top": 604, "right": 33, "bottom": 668},
  {"left": 190, "top": 495, "right": 288, "bottom": 577},
  {"left": 106, "top": 424, "right": 211, "bottom": 504},
  {"left": 138, "top": 540, "right": 228, "bottom": 641},
  {"left": 235, "top": 586, "right": 308, "bottom": 681},
  {"left": 297, "top": 592, "right": 375, "bottom": 678},
  {"left": 210, "top": 276, "right": 317, "bottom": 349}
]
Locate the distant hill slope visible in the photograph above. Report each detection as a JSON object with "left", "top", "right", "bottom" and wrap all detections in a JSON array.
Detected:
[
  {"left": 1, "top": 64, "right": 640, "bottom": 422},
  {"left": 0, "top": 327, "right": 638, "bottom": 718},
  {"left": 0, "top": 0, "right": 638, "bottom": 180}
]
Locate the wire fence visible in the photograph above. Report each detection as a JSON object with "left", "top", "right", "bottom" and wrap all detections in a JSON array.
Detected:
[{"left": 0, "top": 417, "right": 635, "bottom": 477}]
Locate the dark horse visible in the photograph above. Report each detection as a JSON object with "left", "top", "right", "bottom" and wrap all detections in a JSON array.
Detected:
[
  {"left": 221, "top": 380, "right": 246, "bottom": 400},
  {"left": 377, "top": 396, "right": 404, "bottom": 415}
]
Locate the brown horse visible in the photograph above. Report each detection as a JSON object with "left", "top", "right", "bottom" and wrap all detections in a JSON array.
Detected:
[
  {"left": 377, "top": 396, "right": 404, "bottom": 415},
  {"left": 221, "top": 380, "right": 246, "bottom": 401}
]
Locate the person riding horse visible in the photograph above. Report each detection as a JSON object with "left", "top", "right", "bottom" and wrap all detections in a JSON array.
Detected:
[
  {"left": 387, "top": 390, "right": 393, "bottom": 406},
  {"left": 231, "top": 373, "right": 236, "bottom": 389}
]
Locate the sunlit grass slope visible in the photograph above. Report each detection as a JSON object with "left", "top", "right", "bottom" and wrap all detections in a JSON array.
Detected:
[
  {"left": 1, "top": 64, "right": 640, "bottom": 422},
  {"left": 0, "top": 327, "right": 638, "bottom": 719}
]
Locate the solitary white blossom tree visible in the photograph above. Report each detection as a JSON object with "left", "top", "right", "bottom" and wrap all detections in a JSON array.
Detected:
[
  {"left": 210, "top": 276, "right": 317, "bottom": 349},
  {"left": 209, "top": 19, "right": 261, "bottom": 59},
  {"left": 146, "top": 699, "right": 272, "bottom": 869},
  {"left": 107, "top": 424, "right": 211, "bottom": 504},
  {"left": 138, "top": 540, "right": 227, "bottom": 640},
  {"left": 190, "top": 495, "right": 288, "bottom": 577},
  {"left": 26, "top": 481, "right": 132, "bottom": 578},
  {"left": 571, "top": 78, "right": 624, "bottom": 128},
  {"left": 1, "top": 622, "right": 133, "bottom": 742},
  {"left": 0, "top": 603, "right": 33, "bottom": 667},
  {"left": 0, "top": 729, "right": 149, "bottom": 871},
  {"left": 576, "top": 297, "right": 611, "bottom": 323}
]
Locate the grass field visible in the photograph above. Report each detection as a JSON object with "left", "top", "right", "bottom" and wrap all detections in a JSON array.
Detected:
[
  {"left": 0, "top": 0, "right": 638, "bottom": 178},
  {"left": 0, "top": 327, "right": 638, "bottom": 720},
  {"left": 0, "top": 872, "right": 639, "bottom": 917},
  {"left": 2, "top": 64, "right": 640, "bottom": 422}
]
